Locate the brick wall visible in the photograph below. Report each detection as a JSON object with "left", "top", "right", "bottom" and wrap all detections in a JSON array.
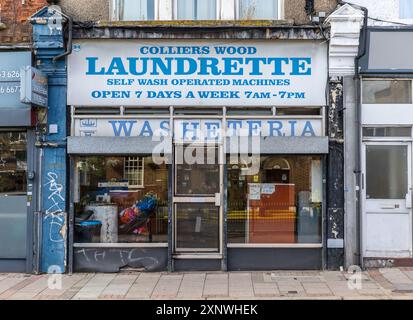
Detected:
[{"left": 0, "top": 0, "right": 47, "bottom": 45}]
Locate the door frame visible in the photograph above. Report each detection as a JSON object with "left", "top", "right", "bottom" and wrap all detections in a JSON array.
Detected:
[
  {"left": 172, "top": 141, "right": 224, "bottom": 256},
  {"left": 361, "top": 140, "right": 413, "bottom": 259}
]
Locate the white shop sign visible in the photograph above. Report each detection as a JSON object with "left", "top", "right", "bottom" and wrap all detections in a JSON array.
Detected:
[
  {"left": 68, "top": 40, "right": 327, "bottom": 107},
  {"left": 73, "top": 118, "right": 323, "bottom": 141}
]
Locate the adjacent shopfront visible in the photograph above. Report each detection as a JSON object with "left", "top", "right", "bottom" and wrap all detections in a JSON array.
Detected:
[
  {"left": 0, "top": 51, "right": 36, "bottom": 272},
  {"left": 360, "top": 28, "right": 413, "bottom": 266},
  {"left": 67, "top": 38, "right": 329, "bottom": 272}
]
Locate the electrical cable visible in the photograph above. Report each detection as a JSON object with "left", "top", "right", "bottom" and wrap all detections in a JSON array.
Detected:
[{"left": 367, "top": 16, "right": 413, "bottom": 26}]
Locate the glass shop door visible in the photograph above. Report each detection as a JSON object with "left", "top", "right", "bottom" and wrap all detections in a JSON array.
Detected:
[{"left": 173, "top": 144, "right": 223, "bottom": 254}]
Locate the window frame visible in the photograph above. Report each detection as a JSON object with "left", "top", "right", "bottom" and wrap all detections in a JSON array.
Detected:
[
  {"left": 111, "top": 0, "right": 158, "bottom": 21},
  {"left": 235, "top": 0, "right": 284, "bottom": 20},
  {"left": 173, "top": 0, "right": 221, "bottom": 20},
  {"left": 72, "top": 155, "right": 169, "bottom": 246},
  {"left": 124, "top": 156, "right": 145, "bottom": 189},
  {"left": 226, "top": 154, "right": 325, "bottom": 246}
]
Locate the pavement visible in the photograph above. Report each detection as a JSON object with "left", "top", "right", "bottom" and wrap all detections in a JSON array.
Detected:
[{"left": 1, "top": 268, "right": 413, "bottom": 300}]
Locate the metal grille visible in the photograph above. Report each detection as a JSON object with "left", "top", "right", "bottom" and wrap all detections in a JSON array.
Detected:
[{"left": 124, "top": 156, "right": 144, "bottom": 188}]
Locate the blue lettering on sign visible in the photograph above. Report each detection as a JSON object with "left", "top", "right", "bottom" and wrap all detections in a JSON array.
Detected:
[
  {"left": 288, "top": 120, "right": 297, "bottom": 137},
  {"left": 100, "top": 119, "right": 318, "bottom": 138},
  {"left": 85, "top": 56, "right": 312, "bottom": 76},
  {"left": 139, "top": 120, "right": 154, "bottom": 136},
  {"left": 160, "top": 120, "right": 170, "bottom": 134},
  {"left": 247, "top": 120, "right": 262, "bottom": 136},
  {"left": 268, "top": 120, "right": 283, "bottom": 136},
  {"left": 205, "top": 122, "right": 221, "bottom": 140},
  {"left": 182, "top": 122, "right": 200, "bottom": 141},
  {"left": 109, "top": 120, "right": 137, "bottom": 136},
  {"left": 302, "top": 121, "right": 316, "bottom": 136}
]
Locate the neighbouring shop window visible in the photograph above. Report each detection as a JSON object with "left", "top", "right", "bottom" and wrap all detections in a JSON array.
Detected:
[
  {"left": 176, "top": 0, "right": 217, "bottom": 20},
  {"left": 362, "top": 80, "right": 412, "bottom": 104},
  {"left": 227, "top": 155, "right": 322, "bottom": 244},
  {"left": 363, "top": 127, "right": 412, "bottom": 137},
  {"left": 74, "top": 155, "right": 168, "bottom": 243},
  {"left": 366, "top": 145, "right": 408, "bottom": 199},
  {"left": 239, "top": 0, "right": 279, "bottom": 20},
  {"left": 116, "top": 0, "right": 155, "bottom": 21},
  {"left": 0, "top": 132, "right": 27, "bottom": 195},
  {"left": 400, "top": 0, "right": 413, "bottom": 19}
]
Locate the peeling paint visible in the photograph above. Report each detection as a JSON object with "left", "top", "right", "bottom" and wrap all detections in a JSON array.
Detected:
[{"left": 73, "top": 25, "right": 327, "bottom": 40}]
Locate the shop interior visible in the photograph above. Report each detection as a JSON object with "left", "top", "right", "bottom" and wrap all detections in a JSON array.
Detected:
[
  {"left": 227, "top": 155, "right": 323, "bottom": 244},
  {"left": 73, "top": 155, "right": 169, "bottom": 244}
]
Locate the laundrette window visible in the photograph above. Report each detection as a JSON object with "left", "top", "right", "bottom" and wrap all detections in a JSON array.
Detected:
[
  {"left": 400, "top": 0, "right": 413, "bottom": 19},
  {"left": 74, "top": 156, "right": 168, "bottom": 244},
  {"left": 238, "top": 0, "right": 279, "bottom": 20},
  {"left": 115, "top": 0, "right": 155, "bottom": 21},
  {"left": 227, "top": 155, "right": 322, "bottom": 244},
  {"left": 362, "top": 80, "right": 412, "bottom": 104},
  {"left": 176, "top": 0, "right": 217, "bottom": 20},
  {"left": 0, "top": 132, "right": 27, "bottom": 195}
]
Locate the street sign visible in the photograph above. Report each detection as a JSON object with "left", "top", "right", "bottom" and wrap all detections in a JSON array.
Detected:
[{"left": 20, "top": 66, "right": 48, "bottom": 108}]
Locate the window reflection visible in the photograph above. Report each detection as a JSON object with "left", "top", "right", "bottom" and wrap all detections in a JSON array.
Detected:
[
  {"left": 119, "top": 0, "right": 155, "bottom": 21},
  {"left": 227, "top": 155, "right": 322, "bottom": 244},
  {"left": 362, "top": 80, "right": 412, "bottom": 104},
  {"left": 177, "top": 0, "right": 217, "bottom": 20},
  {"left": 366, "top": 145, "right": 408, "bottom": 199},
  {"left": 0, "top": 132, "right": 27, "bottom": 195},
  {"left": 239, "top": 0, "right": 279, "bottom": 20},
  {"left": 74, "top": 156, "right": 168, "bottom": 243}
]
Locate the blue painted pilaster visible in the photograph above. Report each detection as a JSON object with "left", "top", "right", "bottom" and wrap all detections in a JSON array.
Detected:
[{"left": 31, "top": 7, "right": 68, "bottom": 273}]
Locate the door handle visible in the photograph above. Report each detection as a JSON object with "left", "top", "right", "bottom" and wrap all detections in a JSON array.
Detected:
[
  {"left": 380, "top": 204, "right": 396, "bottom": 209},
  {"left": 406, "top": 191, "right": 412, "bottom": 209}
]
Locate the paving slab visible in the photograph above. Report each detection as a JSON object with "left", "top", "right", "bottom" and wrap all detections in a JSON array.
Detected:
[
  {"left": 379, "top": 268, "right": 413, "bottom": 285},
  {"left": 99, "top": 274, "right": 139, "bottom": 298},
  {"left": 229, "top": 273, "right": 254, "bottom": 297},
  {"left": 203, "top": 273, "right": 228, "bottom": 297},
  {"left": 126, "top": 273, "right": 160, "bottom": 299},
  {"left": 177, "top": 273, "right": 206, "bottom": 298},
  {"left": 72, "top": 273, "right": 117, "bottom": 300},
  {"left": 152, "top": 274, "right": 183, "bottom": 299}
]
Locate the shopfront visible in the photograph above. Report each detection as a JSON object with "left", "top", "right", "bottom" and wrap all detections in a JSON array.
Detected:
[
  {"left": 67, "top": 39, "right": 329, "bottom": 272},
  {"left": 0, "top": 51, "right": 36, "bottom": 272},
  {"left": 360, "top": 28, "right": 413, "bottom": 266}
]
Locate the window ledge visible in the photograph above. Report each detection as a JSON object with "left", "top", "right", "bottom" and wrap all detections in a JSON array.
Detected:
[{"left": 97, "top": 19, "right": 295, "bottom": 28}]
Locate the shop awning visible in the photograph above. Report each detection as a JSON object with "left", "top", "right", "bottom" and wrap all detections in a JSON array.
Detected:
[
  {"left": 67, "top": 136, "right": 172, "bottom": 156},
  {"left": 0, "top": 107, "right": 32, "bottom": 127},
  {"left": 68, "top": 136, "right": 328, "bottom": 155},
  {"left": 225, "top": 136, "right": 329, "bottom": 154}
]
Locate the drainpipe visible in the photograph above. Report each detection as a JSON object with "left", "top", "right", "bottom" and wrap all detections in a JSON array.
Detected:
[
  {"left": 338, "top": 1, "right": 368, "bottom": 267},
  {"left": 52, "top": 9, "right": 72, "bottom": 62}
]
